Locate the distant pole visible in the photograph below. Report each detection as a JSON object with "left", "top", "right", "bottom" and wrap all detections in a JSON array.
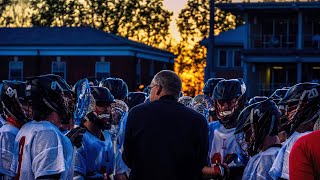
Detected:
[{"left": 205, "top": 0, "right": 215, "bottom": 81}]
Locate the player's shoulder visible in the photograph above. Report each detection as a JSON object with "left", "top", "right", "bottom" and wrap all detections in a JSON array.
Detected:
[
  {"left": 284, "top": 131, "right": 310, "bottom": 148},
  {"left": 294, "top": 130, "right": 320, "bottom": 147},
  {"left": 19, "top": 120, "right": 61, "bottom": 137},
  {"left": 26, "top": 120, "right": 56, "bottom": 129},
  {"left": 0, "top": 123, "right": 19, "bottom": 134},
  {"left": 247, "top": 153, "right": 261, "bottom": 165},
  {"left": 297, "top": 130, "right": 315, "bottom": 141},
  {"left": 209, "top": 121, "right": 221, "bottom": 129},
  {"left": 258, "top": 148, "right": 281, "bottom": 165},
  {"left": 0, "top": 125, "right": 19, "bottom": 142},
  {"left": 84, "top": 131, "right": 110, "bottom": 146}
]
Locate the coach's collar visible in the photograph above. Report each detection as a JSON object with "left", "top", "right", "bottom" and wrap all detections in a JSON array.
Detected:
[{"left": 159, "top": 95, "right": 178, "bottom": 102}]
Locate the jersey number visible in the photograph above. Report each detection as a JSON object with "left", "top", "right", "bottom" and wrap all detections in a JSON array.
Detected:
[{"left": 302, "top": 88, "right": 319, "bottom": 100}]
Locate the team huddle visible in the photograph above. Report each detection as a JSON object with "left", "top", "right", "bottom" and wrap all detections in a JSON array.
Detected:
[
  {"left": 0, "top": 72, "right": 319, "bottom": 179},
  {"left": 180, "top": 78, "right": 320, "bottom": 180}
]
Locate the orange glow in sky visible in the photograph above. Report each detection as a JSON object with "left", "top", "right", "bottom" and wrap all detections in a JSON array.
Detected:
[{"left": 163, "top": 0, "right": 189, "bottom": 42}]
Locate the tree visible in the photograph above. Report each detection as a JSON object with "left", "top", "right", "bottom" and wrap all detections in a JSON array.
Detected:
[
  {"left": 28, "top": 0, "right": 172, "bottom": 49},
  {"left": 176, "top": 0, "right": 241, "bottom": 96},
  {"left": 0, "top": 0, "right": 13, "bottom": 26},
  {"left": 0, "top": 0, "right": 11, "bottom": 16},
  {"left": 123, "top": 0, "right": 173, "bottom": 48},
  {"left": 81, "top": 0, "right": 172, "bottom": 48},
  {"left": 30, "top": 0, "right": 68, "bottom": 26}
]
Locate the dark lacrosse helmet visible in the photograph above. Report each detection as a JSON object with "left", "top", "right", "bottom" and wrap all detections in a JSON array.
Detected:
[
  {"left": 235, "top": 99, "right": 280, "bottom": 157},
  {"left": 86, "top": 86, "right": 115, "bottom": 130},
  {"left": 202, "top": 78, "right": 225, "bottom": 97},
  {"left": 99, "top": 78, "right": 128, "bottom": 101},
  {"left": 26, "top": 74, "right": 74, "bottom": 124},
  {"left": 270, "top": 88, "right": 289, "bottom": 104},
  {"left": 248, "top": 96, "right": 268, "bottom": 106},
  {"left": 1, "top": 81, "right": 30, "bottom": 125},
  {"left": 278, "top": 83, "right": 320, "bottom": 136},
  {"left": 213, "top": 79, "right": 247, "bottom": 128},
  {"left": 126, "top": 92, "right": 147, "bottom": 109}
]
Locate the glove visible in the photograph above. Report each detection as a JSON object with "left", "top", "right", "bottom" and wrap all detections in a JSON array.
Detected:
[
  {"left": 202, "top": 163, "right": 230, "bottom": 179},
  {"left": 65, "top": 127, "right": 86, "bottom": 148}
]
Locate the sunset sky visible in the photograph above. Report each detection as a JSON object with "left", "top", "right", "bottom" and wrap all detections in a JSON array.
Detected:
[{"left": 163, "top": 0, "right": 189, "bottom": 42}]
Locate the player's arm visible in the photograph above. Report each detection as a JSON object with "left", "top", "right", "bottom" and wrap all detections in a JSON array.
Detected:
[{"left": 289, "top": 139, "right": 313, "bottom": 180}]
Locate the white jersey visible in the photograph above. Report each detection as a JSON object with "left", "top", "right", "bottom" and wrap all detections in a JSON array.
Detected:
[
  {"left": 243, "top": 145, "right": 281, "bottom": 180},
  {"left": 0, "top": 124, "right": 19, "bottom": 177},
  {"left": 12, "top": 121, "right": 73, "bottom": 180},
  {"left": 74, "top": 131, "right": 127, "bottom": 178},
  {"left": 269, "top": 131, "right": 311, "bottom": 179},
  {"left": 208, "top": 121, "right": 246, "bottom": 167}
]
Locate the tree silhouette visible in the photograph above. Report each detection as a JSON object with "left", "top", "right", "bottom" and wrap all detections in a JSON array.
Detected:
[
  {"left": 176, "top": 0, "right": 242, "bottom": 95},
  {"left": 27, "top": 0, "right": 172, "bottom": 49},
  {"left": 0, "top": 0, "right": 13, "bottom": 26}
]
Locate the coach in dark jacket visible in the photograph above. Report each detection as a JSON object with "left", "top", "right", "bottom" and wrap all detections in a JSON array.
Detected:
[{"left": 123, "top": 70, "right": 209, "bottom": 180}]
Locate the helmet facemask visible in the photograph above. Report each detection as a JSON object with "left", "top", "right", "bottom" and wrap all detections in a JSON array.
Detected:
[
  {"left": 284, "top": 100, "right": 304, "bottom": 126},
  {"left": 94, "top": 102, "right": 113, "bottom": 130},
  {"left": 61, "top": 92, "right": 75, "bottom": 124},
  {"left": 236, "top": 107, "right": 259, "bottom": 157},
  {"left": 216, "top": 95, "right": 245, "bottom": 128},
  {"left": 281, "top": 96, "right": 320, "bottom": 136},
  {"left": 86, "top": 105, "right": 112, "bottom": 130},
  {"left": 235, "top": 126, "right": 252, "bottom": 157}
]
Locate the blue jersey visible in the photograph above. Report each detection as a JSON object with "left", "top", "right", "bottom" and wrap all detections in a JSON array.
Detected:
[
  {"left": 243, "top": 146, "right": 281, "bottom": 180},
  {"left": 74, "top": 131, "right": 127, "bottom": 178},
  {"left": 269, "top": 131, "right": 311, "bottom": 179}
]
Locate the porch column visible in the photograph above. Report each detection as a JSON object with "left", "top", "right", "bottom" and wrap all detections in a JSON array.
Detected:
[
  {"left": 297, "top": 62, "right": 302, "bottom": 83},
  {"left": 298, "top": 12, "right": 303, "bottom": 49}
]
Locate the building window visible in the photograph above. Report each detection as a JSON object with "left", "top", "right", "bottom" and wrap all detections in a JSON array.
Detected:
[
  {"left": 234, "top": 50, "right": 242, "bottom": 67},
  {"left": 51, "top": 58, "right": 66, "bottom": 79},
  {"left": 95, "top": 61, "right": 110, "bottom": 80},
  {"left": 218, "top": 50, "right": 227, "bottom": 67},
  {"left": 9, "top": 57, "right": 23, "bottom": 80}
]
